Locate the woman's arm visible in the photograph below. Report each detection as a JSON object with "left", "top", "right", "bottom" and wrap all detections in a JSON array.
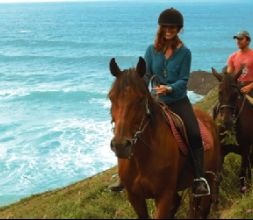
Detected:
[{"left": 170, "top": 49, "right": 191, "bottom": 96}]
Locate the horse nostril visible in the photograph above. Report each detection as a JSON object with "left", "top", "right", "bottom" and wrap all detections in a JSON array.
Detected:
[
  {"left": 111, "top": 139, "right": 116, "bottom": 151},
  {"left": 125, "top": 139, "right": 132, "bottom": 147},
  {"left": 110, "top": 138, "right": 131, "bottom": 150}
]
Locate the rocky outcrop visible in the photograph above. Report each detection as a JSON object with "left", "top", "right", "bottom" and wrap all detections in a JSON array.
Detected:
[{"left": 188, "top": 71, "right": 218, "bottom": 95}]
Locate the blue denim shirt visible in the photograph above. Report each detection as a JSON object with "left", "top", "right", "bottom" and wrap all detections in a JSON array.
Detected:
[{"left": 144, "top": 44, "right": 192, "bottom": 104}]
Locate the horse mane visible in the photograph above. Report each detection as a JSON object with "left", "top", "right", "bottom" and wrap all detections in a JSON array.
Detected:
[
  {"left": 109, "top": 68, "right": 150, "bottom": 98},
  {"left": 221, "top": 72, "right": 237, "bottom": 87}
]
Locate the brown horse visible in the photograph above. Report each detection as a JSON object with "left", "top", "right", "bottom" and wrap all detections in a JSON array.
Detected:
[
  {"left": 212, "top": 68, "right": 253, "bottom": 193},
  {"left": 108, "top": 57, "right": 221, "bottom": 219}
]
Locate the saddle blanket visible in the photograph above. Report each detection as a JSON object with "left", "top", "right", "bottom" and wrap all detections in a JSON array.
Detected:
[{"left": 161, "top": 104, "right": 213, "bottom": 155}]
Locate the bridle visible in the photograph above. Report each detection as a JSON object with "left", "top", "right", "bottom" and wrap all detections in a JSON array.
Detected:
[
  {"left": 126, "top": 74, "right": 163, "bottom": 147},
  {"left": 127, "top": 98, "right": 151, "bottom": 146},
  {"left": 218, "top": 83, "right": 246, "bottom": 122},
  {"left": 111, "top": 97, "right": 151, "bottom": 151}
]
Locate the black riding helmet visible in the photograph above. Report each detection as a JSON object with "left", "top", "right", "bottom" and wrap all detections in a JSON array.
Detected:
[{"left": 158, "top": 8, "right": 184, "bottom": 28}]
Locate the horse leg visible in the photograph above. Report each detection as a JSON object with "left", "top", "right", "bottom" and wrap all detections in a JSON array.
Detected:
[
  {"left": 127, "top": 191, "right": 149, "bottom": 219},
  {"left": 239, "top": 149, "right": 250, "bottom": 193},
  {"left": 154, "top": 190, "right": 175, "bottom": 219},
  {"left": 188, "top": 171, "right": 220, "bottom": 219},
  {"left": 168, "top": 193, "right": 182, "bottom": 219},
  {"left": 249, "top": 145, "right": 253, "bottom": 179},
  {"left": 247, "top": 156, "right": 252, "bottom": 181},
  {"left": 188, "top": 196, "right": 201, "bottom": 219},
  {"left": 200, "top": 172, "right": 220, "bottom": 219},
  {"left": 250, "top": 146, "right": 253, "bottom": 168},
  {"left": 211, "top": 173, "right": 221, "bottom": 216}
]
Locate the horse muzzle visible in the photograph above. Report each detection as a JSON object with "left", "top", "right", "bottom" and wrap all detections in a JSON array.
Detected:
[{"left": 110, "top": 138, "right": 133, "bottom": 159}]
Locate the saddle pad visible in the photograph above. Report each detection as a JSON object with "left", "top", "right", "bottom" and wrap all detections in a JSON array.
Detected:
[{"left": 161, "top": 103, "right": 213, "bottom": 155}]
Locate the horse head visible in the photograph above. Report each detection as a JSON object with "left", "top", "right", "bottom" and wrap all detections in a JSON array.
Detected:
[
  {"left": 212, "top": 67, "right": 243, "bottom": 130},
  {"left": 108, "top": 57, "right": 151, "bottom": 159}
]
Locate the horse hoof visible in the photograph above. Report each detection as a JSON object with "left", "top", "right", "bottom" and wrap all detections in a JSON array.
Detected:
[{"left": 240, "top": 186, "right": 248, "bottom": 193}]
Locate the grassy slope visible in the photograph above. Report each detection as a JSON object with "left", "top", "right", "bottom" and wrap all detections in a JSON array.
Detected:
[{"left": 0, "top": 88, "right": 252, "bottom": 219}]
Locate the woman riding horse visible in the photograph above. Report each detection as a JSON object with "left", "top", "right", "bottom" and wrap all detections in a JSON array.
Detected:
[{"left": 144, "top": 8, "right": 209, "bottom": 197}]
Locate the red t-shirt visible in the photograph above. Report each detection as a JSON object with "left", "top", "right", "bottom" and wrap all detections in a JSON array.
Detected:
[{"left": 227, "top": 49, "right": 253, "bottom": 82}]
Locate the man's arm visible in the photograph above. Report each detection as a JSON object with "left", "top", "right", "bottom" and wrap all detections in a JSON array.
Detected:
[
  {"left": 227, "top": 53, "right": 235, "bottom": 74},
  {"left": 241, "top": 82, "right": 253, "bottom": 94},
  {"left": 227, "top": 64, "right": 235, "bottom": 74}
]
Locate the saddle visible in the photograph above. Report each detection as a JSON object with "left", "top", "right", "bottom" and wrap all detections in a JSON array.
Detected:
[{"left": 159, "top": 102, "right": 213, "bottom": 155}]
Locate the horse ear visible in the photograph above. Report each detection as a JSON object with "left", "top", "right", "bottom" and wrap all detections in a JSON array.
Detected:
[
  {"left": 109, "top": 58, "right": 121, "bottom": 77},
  {"left": 211, "top": 67, "right": 223, "bottom": 82},
  {"left": 136, "top": 57, "right": 146, "bottom": 78},
  {"left": 234, "top": 66, "right": 244, "bottom": 82}
]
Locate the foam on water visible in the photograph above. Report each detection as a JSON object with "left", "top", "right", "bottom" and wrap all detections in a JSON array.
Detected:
[{"left": 0, "top": 117, "right": 116, "bottom": 206}]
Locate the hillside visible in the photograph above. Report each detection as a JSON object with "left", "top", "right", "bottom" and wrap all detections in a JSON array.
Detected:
[{"left": 0, "top": 72, "right": 252, "bottom": 219}]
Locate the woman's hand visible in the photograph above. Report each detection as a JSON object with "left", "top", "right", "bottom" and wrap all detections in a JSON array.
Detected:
[{"left": 152, "top": 85, "right": 173, "bottom": 95}]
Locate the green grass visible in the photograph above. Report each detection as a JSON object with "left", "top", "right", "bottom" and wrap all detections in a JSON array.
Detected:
[
  {"left": 0, "top": 89, "right": 252, "bottom": 219},
  {"left": 219, "top": 155, "right": 253, "bottom": 219}
]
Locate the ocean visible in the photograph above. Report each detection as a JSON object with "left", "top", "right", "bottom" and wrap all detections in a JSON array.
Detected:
[{"left": 0, "top": 0, "right": 252, "bottom": 206}]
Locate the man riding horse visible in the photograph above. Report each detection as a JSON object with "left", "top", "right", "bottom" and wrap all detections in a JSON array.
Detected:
[{"left": 227, "top": 31, "right": 253, "bottom": 96}]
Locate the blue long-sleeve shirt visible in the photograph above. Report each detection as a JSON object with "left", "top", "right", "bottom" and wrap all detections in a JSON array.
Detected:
[{"left": 144, "top": 44, "right": 192, "bottom": 104}]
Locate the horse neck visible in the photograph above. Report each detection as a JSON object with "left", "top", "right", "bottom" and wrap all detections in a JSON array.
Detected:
[
  {"left": 131, "top": 98, "right": 176, "bottom": 170},
  {"left": 236, "top": 95, "right": 253, "bottom": 122}
]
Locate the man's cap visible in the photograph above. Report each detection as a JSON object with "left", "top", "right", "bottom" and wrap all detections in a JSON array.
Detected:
[{"left": 233, "top": 31, "right": 251, "bottom": 40}]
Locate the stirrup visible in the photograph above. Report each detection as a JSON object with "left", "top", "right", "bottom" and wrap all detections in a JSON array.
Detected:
[
  {"left": 193, "top": 177, "right": 211, "bottom": 198},
  {"left": 109, "top": 183, "right": 124, "bottom": 192}
]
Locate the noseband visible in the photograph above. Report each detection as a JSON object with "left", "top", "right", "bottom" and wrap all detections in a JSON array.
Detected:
[
  {"left": 218, "top": 84, "right": 246, "bottom": 121},
  {"left": 111, "top": 97, "right": 151, "bottom": 149}
]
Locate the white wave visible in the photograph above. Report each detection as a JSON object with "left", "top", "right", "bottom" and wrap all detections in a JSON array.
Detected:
[
  {"left": 18, "top": 30, "right": 32, "bottom": 33},
  {"left": 0, "top": 83, "right": 106, "bottom": 100},
  {"left": 0, "top": 88, "right": 30, "bottom": 98},
  {"left": 188, "top": 91, "right": 204, "bottom": 104},
  {"left": 51, "top": 118, "right": 116, "bottom": 169},
  {"left": 88, "top": 98, "right": 111, "bottom": 109},
  {"left": 0, "top": 145, "right": 7, "bottom": 160},
  {"left": 0, "top": 116, "right": 117, "bottom": 200}
]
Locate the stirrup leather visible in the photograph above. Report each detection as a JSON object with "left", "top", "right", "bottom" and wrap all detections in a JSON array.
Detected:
[{"left": 193, "top": 177, "right": 211, "bottom": 198}]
